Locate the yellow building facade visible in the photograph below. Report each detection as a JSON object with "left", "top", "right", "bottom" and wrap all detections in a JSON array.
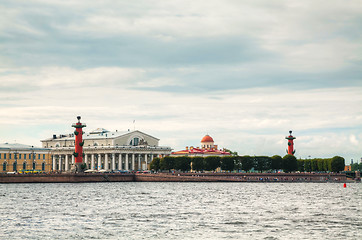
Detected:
[{"left": 0, "top": 143, "right": 52, "bottom": 173}]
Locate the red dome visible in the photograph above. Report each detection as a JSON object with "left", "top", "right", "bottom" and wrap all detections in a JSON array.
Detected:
[{"left": 201, "top": 135, "right": 214, "bottom": 143}]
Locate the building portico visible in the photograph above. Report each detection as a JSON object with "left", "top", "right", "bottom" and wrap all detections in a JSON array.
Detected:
[{"left": 43, "top": 128, "right": 171, "bottom": 172}]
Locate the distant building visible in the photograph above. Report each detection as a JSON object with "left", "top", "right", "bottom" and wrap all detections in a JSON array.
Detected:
[
  {"left": 41, "top": 128, "right": 172, "bottom": 172},
  {"left": 344, "top": 165, "right": 352, "bottom": 171},
  {"left": 0, "top": 143, "right": 52, "bottom": 173},
  {"left": 172, "top": 135, "right": 231, "bottom": 157}
]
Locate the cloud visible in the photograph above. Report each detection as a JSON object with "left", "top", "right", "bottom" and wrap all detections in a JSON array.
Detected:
[{"left": 0, "top": 0, "right": 361, "bottom": 163}]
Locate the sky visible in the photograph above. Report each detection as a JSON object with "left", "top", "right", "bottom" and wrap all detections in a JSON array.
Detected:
[{"left": 0, "top": 0, "right": 361, "bottom": 164}]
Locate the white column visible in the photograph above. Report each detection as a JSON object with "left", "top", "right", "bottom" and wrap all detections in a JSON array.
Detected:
[
  {"left": 58, "top": 156, "right": 62, "bottom": 171},
  {"left": 118, "top": 154, "right": 123, "bottom": 170},
  {"left": 85, "top": 154, "right": 88, "bottom": 167},
  {"left": 112, "top": 153, "right": 115, "bottom": 171},
  {"left": 138, "top": 154, "right": 141, "bottom": 170},
  {"left": 125, "top": 154, "right": 129, "bottom": 171},
  {"left": 132, "top": 154, "right": 135, "bottom": 171},
  {"left": 105, "top": 153, "right": 109, "bottom": 170},
  {"left": 52, "top": 155, "right": 56, "bottom": 170},
  {"left": 65, "top": 155, "right": 69, "bottom": 171},
  {"left": 72, "top": 155, "right": 75, "bottom": 164},
  {"left": 91, "top": 154, "right": 95, "bottom": 170},
  {"left": 97, "top": 154, "right": 101, "bottom": 170},
  {"left": 144, "top": 154, "right": 148, "bottom": 170}
]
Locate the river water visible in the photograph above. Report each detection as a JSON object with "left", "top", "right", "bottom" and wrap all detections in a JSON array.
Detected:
[{"left": 0, "top": 182, "right": 360, "bottom": 240}]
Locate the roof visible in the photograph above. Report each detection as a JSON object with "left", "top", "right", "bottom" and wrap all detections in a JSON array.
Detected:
[
  {"left": 0, "top": 143, "right": 49, "bottom": 151},
  {"left": 172, "top": 147, "right": 230, "bottom": 156},
  {"left": 201, "top": 135, "right": 214, "bottom": 143},
  {"left": 41, "top": 129, "right": 160, "bottom": 142}
]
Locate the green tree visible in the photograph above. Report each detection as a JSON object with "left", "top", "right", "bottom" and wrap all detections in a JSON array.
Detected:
[
  {"left": 331, "top": 156, "right": 345, "bottom": 172},
  {"left": 234, "top": 156, "right": 242, "bottom": 171},
  {"left": 191, "top": 157, "right": 204, "bottom": 171},
  {"left": 254, "top": 156, "right": 271, "bottom": 172},
  {"left": 240, "top": 155, "right": 254, "bottom": 172},
  {"left": 160, "top": 156, "right": 175, "bottom": 171},
  {"left": 311, "top": 159, "right": 319, "bottom": 172},
  {"left": 304, "top": 159, "right": 312, "bottom": 172},
  {"left": 174, "top": 156, "right": 191, "bottom": 172},
  {"left": 317, "top": 159, "right": 325, "bottom": 172},
  {"left": 224, "top": 149, "right": 238, "bottom": 156},
  {"left": 282, "top": 154, "right": 298, "bottom": 172},
  {"left": 204, "top": 156, "right": 221, "bottom": 171},
  {"left": 221, "top": 156, "right": 235, "bottom": 171},
  {"left": 271, "top": 155, "right": 282, "bottom": 170},
  {"left": 351, "top": 162, "right": 362, "bottom": 171},
  {"left": 297, "top": 160, "right": 304, "bottom": 172},
  {"left": 150, "top": 157, "right": 160, "bottom": 171}
]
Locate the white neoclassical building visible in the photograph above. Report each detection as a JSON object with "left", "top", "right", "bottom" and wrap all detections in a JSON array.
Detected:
[{"left": 41, "top": 128, "right": 172, "bottom": 172}]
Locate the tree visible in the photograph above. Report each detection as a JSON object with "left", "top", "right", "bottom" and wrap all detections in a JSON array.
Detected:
[
  {"left": 149, "top": 157, "right": 160, "bottom": 171},
  {"left": 174, "top": 156, "right": 191, "bottom": 172},
  {"left": 191, "top": 157, "right": 204, "bottom": 171},
  {"left": 254, "top": 156, "right": 271, "bottom": 172},
  {"left": 204, "top": 156, "right": 221, "bottom": 171},
  {"left": 240, "top": 155, "right": 253, "bottom": 172},
  {"left": 282, "top": 154, "right": 298, "bottom": 172},
  {"left": 331, "top": 156, "right": 345, "bottom": 172},
  {"left": 221, "top": 156, "right": 235, "bottom": 171},
  {"left": 297, "top": 160, "right": 304, "bottom": 172},
  {"left": 159, "top": 156, "right": 175, "bottom": 171},
  {"left": 234, "top": 156, "right": 242, "bottom": 171},
  {"left": 271, "top": 155, "right": 282, "bottom": 171},
  {"left": 304, "top": 159, "right": 312, "bottom": 172},
  {"left": 224, "top": 149, "right": 238, "bottom": 156},
  {"left": 311, "top": 159, "right": 319, "bottom": 172},
  {"left": 351, "top": 162, "right": 362, "bottom": 171}
]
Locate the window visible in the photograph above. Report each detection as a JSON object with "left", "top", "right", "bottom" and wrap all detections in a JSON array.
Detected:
[
  {"left": 9, "top": 154, "right": 11, "bottom": 159},
  {"left": 19, "top": 154, "right": 22, "bottom": 159},
  {"left": 29, "top": 154, "right": 31, "bottom": 159},
  {"left": 0, "top": 153, "right": 1, "bottom": 159},
  {"left": 33, "top": 162, "right": 36, "bottom": 170},
  {"left": 24, "top": 154, "right": 26, "bottom": 160},
  {"left": 13, "top": 162, "right": 17, "bottom": 171},
  {"left": 43, "top": 154, "right": 45, "bottom": 160},
  {"left": 23, "top": 162, "right": 26, "bottom": 170},
  {"left": 42, "top": 162, "right": 45, "bottom": 171},
  {"left": 3, "top": 162, "right": 6, "bottom": 171},
  {"left": 4, "top": 154, "right": 6, "bottom": 159},
  {"left": 38, "top": 154, "right": 40, "bottom": 159}
]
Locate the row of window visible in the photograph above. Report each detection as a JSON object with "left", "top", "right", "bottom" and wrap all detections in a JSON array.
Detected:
[
  {"left": 2, "top": 162, "right": 46, "bottom": 171},
  {"left": 0, "top": 153, "right": 46, "bottom": 160}
]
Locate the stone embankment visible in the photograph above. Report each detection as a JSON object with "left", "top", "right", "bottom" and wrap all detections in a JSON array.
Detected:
[{"left": 0, "top": 172, "right": 347, "bottom": 183}]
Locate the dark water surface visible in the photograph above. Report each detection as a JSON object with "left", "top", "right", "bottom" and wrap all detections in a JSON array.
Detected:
[{"left": 0, "top": 182, "right": 360, "bottom": 239}]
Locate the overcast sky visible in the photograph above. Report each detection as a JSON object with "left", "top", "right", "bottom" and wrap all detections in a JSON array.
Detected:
[{"left": 1, "top": 0, "right": 361, "bottom": 163}]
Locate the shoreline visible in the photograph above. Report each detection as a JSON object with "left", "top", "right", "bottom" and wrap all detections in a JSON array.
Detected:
[{"left": 0, "top": 172, "right": 355, "bottom": 183}]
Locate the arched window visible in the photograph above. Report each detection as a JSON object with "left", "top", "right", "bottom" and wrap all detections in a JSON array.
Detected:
[
  {"left": 3, "top": 162, "right": 7, "bottom": 171},
  {"left": 23, "top": 162, "right": 26, "bottom": 170},
  {"left": 33, "top": 162, "right": 36, "bottom": 170},
  {"left": 55, "top": 143, "right": 60, "bottom": 147}
]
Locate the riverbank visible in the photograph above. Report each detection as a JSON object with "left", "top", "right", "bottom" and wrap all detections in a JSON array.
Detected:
[{"left": 0, "top": 172, "right": 350, "bottom": 183}]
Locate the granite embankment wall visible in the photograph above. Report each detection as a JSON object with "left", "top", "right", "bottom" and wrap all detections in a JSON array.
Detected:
[
  {"left": 0, "top": 173, "right": 134, "bottom": 183},
  {"left": 0, "top": 172, "right": 346, "bottom": 183},
  {"left": 135, "top": 172, "right": 347, "bottom": 182}
]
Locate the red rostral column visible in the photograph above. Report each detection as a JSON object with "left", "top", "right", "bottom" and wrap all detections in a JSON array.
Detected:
[
  {"left": 72, "top": 116, "right": 86, "bottom": 172},
  {"left": 285, "top": 130, "right": 296, "bottom": 155}
]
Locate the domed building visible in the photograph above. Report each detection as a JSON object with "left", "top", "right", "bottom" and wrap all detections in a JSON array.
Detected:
[{"left": 172, "top": 135, "right": 230, "bottom": 157}]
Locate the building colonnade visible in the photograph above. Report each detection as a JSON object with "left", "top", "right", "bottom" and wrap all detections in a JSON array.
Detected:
[{"left": 52, "top": 152, "right": 165, "bottom": 172}]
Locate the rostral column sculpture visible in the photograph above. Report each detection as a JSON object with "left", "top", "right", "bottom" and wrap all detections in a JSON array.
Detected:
[
  {"left": 285, "top": 130, "right": 296, "bottom": 155},
  {"left": 72, "top": 116, "right": 86, "bottom": 172}
]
